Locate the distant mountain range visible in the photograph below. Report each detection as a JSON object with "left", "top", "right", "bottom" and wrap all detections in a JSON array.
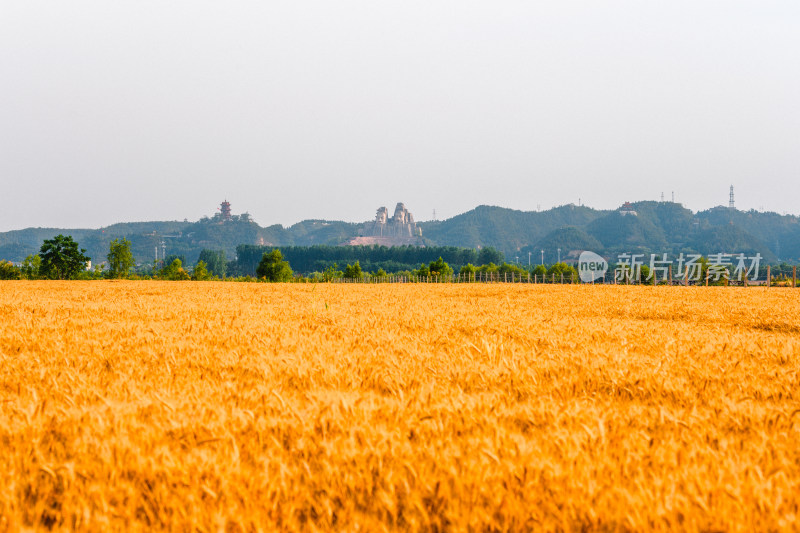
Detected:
[{"left": 2, "top": 201, "right": 798, "bottom": 265}]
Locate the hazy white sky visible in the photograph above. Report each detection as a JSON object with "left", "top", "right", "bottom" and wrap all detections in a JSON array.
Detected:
[{"left": 1, "top": 1, "right": 798, "bottom": 230}]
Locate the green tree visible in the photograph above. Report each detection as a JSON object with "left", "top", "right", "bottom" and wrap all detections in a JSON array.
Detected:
[
  {"left": 163, "top": 254, "right": 186, "bottom": 268},
  {"left": 160, "top": 258, "right": 191, "bottom": 280},
  {"left": 257, "top": 249, "right": 293, "bottom": 282},
  {"left": 545, "top": 262, "right": 578, "bottom": 283},
  {"left": 428, "top": 257, "right": 453, "bottom": 278},
  {"left": 198, "top": 249, "right": 227, "bottom": 278},
  {"left": 343, "top": 261, "right": 363, "bottom": 279},
  {"left": 478, "top": 247, "right": 503, "bottom": 266},
  {"left": 498, "top": 262, "right": 526, "bottom": 275},
  {"left": 20, "top": 255, "right": 42, "bottom": 280},
  {"left": 39, "top": 235, "right": 91, "bottom": 280},
  {"left": 532, "top": 264, "right": 547, "bottom": 278},
  {"left": 459, "top": 263, "right": 476, "bottom": 277},
  {"left": 372, "top": 268, "right": 388, "bottom": 278},
  {"left": 0, "top": 260, "right": 21, "bottom": 280},
  {"left": 192, "top": 260, "right": 211, "bottom": 281},
  {"left": 322, "top": 263, "right": 342, "bottom": 282},
  {"left": 107, "top": 238, "right": 135, "bottom": 278},
  {"left": 639, "top": 264, "right": 653, "bottom": 285},
  {"left": 477, "top": 262, "right": 499, "bottom": 274},
  {"left": 416, "top": 264, "right": 430, "bottom": 277}
]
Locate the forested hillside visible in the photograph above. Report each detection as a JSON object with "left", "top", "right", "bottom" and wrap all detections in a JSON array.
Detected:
[
  {"left": 2, "top": 201, "right": 799, "bottom": 266},
  {"left": 418, "top": 204, "right": 605, "bottom": 252}
]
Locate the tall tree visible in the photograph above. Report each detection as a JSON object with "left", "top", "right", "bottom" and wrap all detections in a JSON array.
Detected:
[
  {"left": 107, "top": 238, "right": 135, "bottom": 278},
  {"left": 160, "top": 258, "right": 191, "bottom": 280},
  {"left": 198, "top": 249, "right": 227, "bottom": 278},
  {"left": 343, "top": 261, "right": 363, "bottom": 279},
  {"left": 428, "top": 257, "right": 453, "bottom": 277},
  {"left": 39, "top": 235, "right": 91, "bottom": 280},
  {"left": 20, "top": 255, "right": 41, "bottom": 280},
  {"left": 192, "top": 260, "right": 211, "bottom": 281},
  {"left": 256, "top": 249, "right": 293, "bottom": 282}
]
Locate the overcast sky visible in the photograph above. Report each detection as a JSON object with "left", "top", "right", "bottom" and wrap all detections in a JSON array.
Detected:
[{"left": 1, "top": 1, "right": 798, "bottom": 231}]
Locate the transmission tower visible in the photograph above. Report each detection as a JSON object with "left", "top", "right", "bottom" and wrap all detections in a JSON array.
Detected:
[{"left": 729, "top": 185, "right": 735, "bottom": 210}]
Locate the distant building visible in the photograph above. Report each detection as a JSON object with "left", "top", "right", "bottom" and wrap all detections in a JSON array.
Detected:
[
  {"left": 220, "top": 200, "right": 232, "bottom": 221},
  {"left": 345, "top": 202, "right": 424, "bottom": 246},
  {"left": 619, "top": 202, "right": 638, "bottom": 217},
  {"left": 372, "top": 203, "right": 421, "bottom": 238}
]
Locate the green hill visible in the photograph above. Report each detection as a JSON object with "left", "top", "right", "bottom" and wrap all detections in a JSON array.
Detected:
[
  {"left": 419, "top": 204, "right": 605, "bottom": 253},
  {"left": 2, "top": 201, "right": 799, "bottom": 266},
  {"left": 0, "top": 222, "right": 189, "bottom": 266},
  {"left": 521, "top": 227, "right": 604, "bottom": 265},
  {"left": 587, "top": 211, "right": 667, "bottom": 251},
  {"left": 688, "top": 225, "right": 777, "bottom": 263},
  {"left": 696, "top": 207, "right": 800, "bottom": 260}
]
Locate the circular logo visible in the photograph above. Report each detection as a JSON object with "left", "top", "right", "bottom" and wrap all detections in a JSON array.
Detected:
[{"left": 578, "top": 251, "right": 608, "bottom": 283}]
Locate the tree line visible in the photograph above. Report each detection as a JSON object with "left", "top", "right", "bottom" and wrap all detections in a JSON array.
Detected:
[
  {"left": 249, "top": 250, "right": 580, "bottom": 283},
  {"left": 7, "top": 234, "right": 796, "bottom": 285},
  {"left": 1, "top": 235, "right": 581, "bottom": 282},
  {"left": 0, "top": 235, "right": 216, "bottom": 281},
  {"left": 233, "top": 244, "right": 503, "bottom": 277}
]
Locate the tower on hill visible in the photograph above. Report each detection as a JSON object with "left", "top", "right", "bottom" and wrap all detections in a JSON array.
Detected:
[
  {"left": 220, "top": 200, "right": 232, "bottom": 221},
  {"left": 619, "top": 201, "right": 638, "bottom": 217}
]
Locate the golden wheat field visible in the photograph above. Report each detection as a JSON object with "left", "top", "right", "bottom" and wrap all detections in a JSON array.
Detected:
[{"left": 0, "top": 281, "right": 799, "bottom": 531}]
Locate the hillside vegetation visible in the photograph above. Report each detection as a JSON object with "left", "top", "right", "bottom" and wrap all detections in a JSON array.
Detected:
[{"left": 1, "top": 201, "right": 798, "bottom": 265}]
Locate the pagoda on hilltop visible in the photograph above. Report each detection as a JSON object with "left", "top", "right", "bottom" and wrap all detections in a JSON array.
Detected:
[
  {"left": 619, "top": 201, "right": 638, "bottom": 217},
  {"left": 219, "top": 200, "right": 232, "bottom": 221}
]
